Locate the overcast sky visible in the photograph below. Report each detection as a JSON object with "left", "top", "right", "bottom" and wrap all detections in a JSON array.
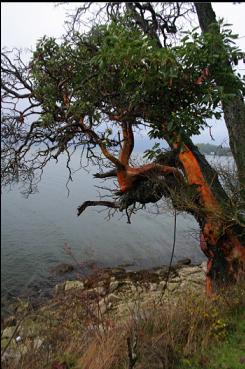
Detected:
[{"left": 1, "top": 2, "right": 245, "bottom": 147}]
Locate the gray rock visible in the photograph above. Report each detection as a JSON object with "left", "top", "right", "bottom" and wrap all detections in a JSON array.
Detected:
[
  {"left": 109, "top": 281, "right": 119, "bottom": 293},
  {"left": 109, "top": 267, "right": 125, "bottom": 275},
  {"left": 187, "top": 274, "right": 206, "bottom": 284},
  {"left": 159, "top": 280, "right": 180, "bottom": 291},
  {"left": 153, "top": 266, "right": 169, "bottom": 275},
  {"left": 98, "top": 300, "right": 112, "bottom": 315},
  {"left": 130, "top": 285, "right": 138, "bottom": 293},
  {"left": 169, "top": 277, "right": 181, "bottom": 283},
  {"left": 159, "top": 281, "right": 167, "bottom": 289},
  {"left": 105, "top": 293, "right": 121, "bottom": 304},
  {"left": 49, "top": 262, "right": 74, "bottom": 275},
  {"left": 200, "top": 261, "right": 207, "bottom": 273},
  {"left": 149, "top": 283, "right": 158, "bottom": 292},
  {"left": 92, "top": 286, "right": 106, "bottom": 296},
  {"left": 178, "top": 266, "right": 202, "bottom": 277},
  {"left": 167, "top": 282, "right": 179, "bottom": 292},
  {"left": 64, "top": 280, "right": 84, "bottom": 291},
  {"left": 97, "top": 280, "right": 106, "bottom": 287},
  {"left": 176, "top": 258, "right": 192, "bottom": 266}
]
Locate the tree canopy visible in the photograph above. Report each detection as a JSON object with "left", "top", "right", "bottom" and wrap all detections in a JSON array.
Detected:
[{"left": 1, "top": 16, "right": 244, "bottom": 194}]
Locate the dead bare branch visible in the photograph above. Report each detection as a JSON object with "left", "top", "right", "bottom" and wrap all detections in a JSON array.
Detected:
[{"left": 77, "top": 200, "right": 120, "bottom": 216}]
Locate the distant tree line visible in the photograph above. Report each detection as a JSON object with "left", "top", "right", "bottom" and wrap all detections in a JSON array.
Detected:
[{"left": 196, "top": 143, "right": 232, "bottom": 156}]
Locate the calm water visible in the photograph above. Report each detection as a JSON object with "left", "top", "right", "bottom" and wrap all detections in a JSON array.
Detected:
[{"left": 3, "top": 152, "right": 230, "bottom": 308}]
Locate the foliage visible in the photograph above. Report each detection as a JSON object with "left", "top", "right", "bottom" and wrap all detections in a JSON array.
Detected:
[
  {"left": 1, "top": 13, "right": 244, "bottom": 193},
  {"left": 31, "top": 18, "right": 244, "bottom": 135}
]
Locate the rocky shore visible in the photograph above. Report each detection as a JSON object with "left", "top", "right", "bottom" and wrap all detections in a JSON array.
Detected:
[
  {"left": 55, "top": 259, "right": 207, "bottom": 317},
  {"left": 1, "top": 259, "right": 207, "bottom": 364}
]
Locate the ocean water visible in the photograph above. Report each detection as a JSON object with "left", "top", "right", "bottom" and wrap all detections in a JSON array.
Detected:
[{"left": 3, "top": 152, "right": 230, "bottom": 308}]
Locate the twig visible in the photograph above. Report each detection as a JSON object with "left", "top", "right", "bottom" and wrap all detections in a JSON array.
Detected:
[{"left": 127, "top": 335, "right": 138, "bottom": 369}]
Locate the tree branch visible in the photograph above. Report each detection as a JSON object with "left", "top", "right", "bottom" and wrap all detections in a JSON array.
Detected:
[
  {"left": 119, "top": 122, "right": 134, "bottom": 166},
  {"left": 1, "top": 80, "right": 32, "bottom": 99},
  {"left": 77, "top": 200, "right": 120, "bottom": 216},
  {"left": 78, "top": 117, "right": 124, "bottom": 169},
  {"left": 127, "top": 163, "right": 184, "bottom": 181},
  {"left": 93, "top": 169, "right": 117, "bottom": 178}
]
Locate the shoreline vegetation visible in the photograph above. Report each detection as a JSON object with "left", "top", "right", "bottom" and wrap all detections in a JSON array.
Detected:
[
  {"left": 196, "top": 143, "right": 232, "bottom": 156},
  {"left": 1, "top": 260, "right": 245, "bottom": 369}
]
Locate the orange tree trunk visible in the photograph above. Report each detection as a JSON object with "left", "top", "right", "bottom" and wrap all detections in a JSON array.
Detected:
[
  {"left": 93, "top": 117, "right": 245, "bottom": 294},
  {"left": 174, "top": 137, "right": 245, "bottom": 294},
  {"left": 114, "top": 133, "right": 245, "bottom": 293}
]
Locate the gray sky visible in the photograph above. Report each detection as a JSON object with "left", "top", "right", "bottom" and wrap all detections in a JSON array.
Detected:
[{"left": 1, "top": 2, "right": 245, "bottom": 147}]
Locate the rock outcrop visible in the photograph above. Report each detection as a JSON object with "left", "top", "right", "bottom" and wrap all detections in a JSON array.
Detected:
[{"left": 1, "top": 261, "right": 207, "bottom": 363}]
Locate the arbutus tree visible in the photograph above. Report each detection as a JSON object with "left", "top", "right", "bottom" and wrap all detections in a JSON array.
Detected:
[
  {"left": 194, "top": 2, "right": 245, "bottom": 203},
  {"left": 1, "top": 5, "right": 245, "bottom": 294}
]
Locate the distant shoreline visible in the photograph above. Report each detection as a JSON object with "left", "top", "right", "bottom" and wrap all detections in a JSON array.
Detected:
[{"left": 196, "top": 143, "right": 232, "bottom": 156}]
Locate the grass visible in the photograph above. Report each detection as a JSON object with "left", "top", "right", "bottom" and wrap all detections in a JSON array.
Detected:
[
  {"left": 183, "top": 309, "right": 245, "bottom": 369},
  {"left": 1, "top": 279, "right": 245, "bottom": 369}
]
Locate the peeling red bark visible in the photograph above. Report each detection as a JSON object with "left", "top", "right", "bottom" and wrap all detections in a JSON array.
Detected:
[
  {"left": 117, "top": 163, "right": 182, "bottom": 193},
  {"left": 116, "top": 121, "right": 244, "bottom": 293},
  {"left": 176, "top": 142, "right": 245, "bottom": 294}
]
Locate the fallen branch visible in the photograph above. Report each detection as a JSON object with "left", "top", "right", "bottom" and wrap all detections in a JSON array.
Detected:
[{"left": 77, "top": 200, "right": 120, "bottom": 216}]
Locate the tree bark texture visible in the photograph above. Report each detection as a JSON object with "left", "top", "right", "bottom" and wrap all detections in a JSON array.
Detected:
[
  {"left": 195, "top": 2, "right": 245, "bottom": 202},
  {"left": 172, "top": 135, "right": 245, "bottom": 293}
]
